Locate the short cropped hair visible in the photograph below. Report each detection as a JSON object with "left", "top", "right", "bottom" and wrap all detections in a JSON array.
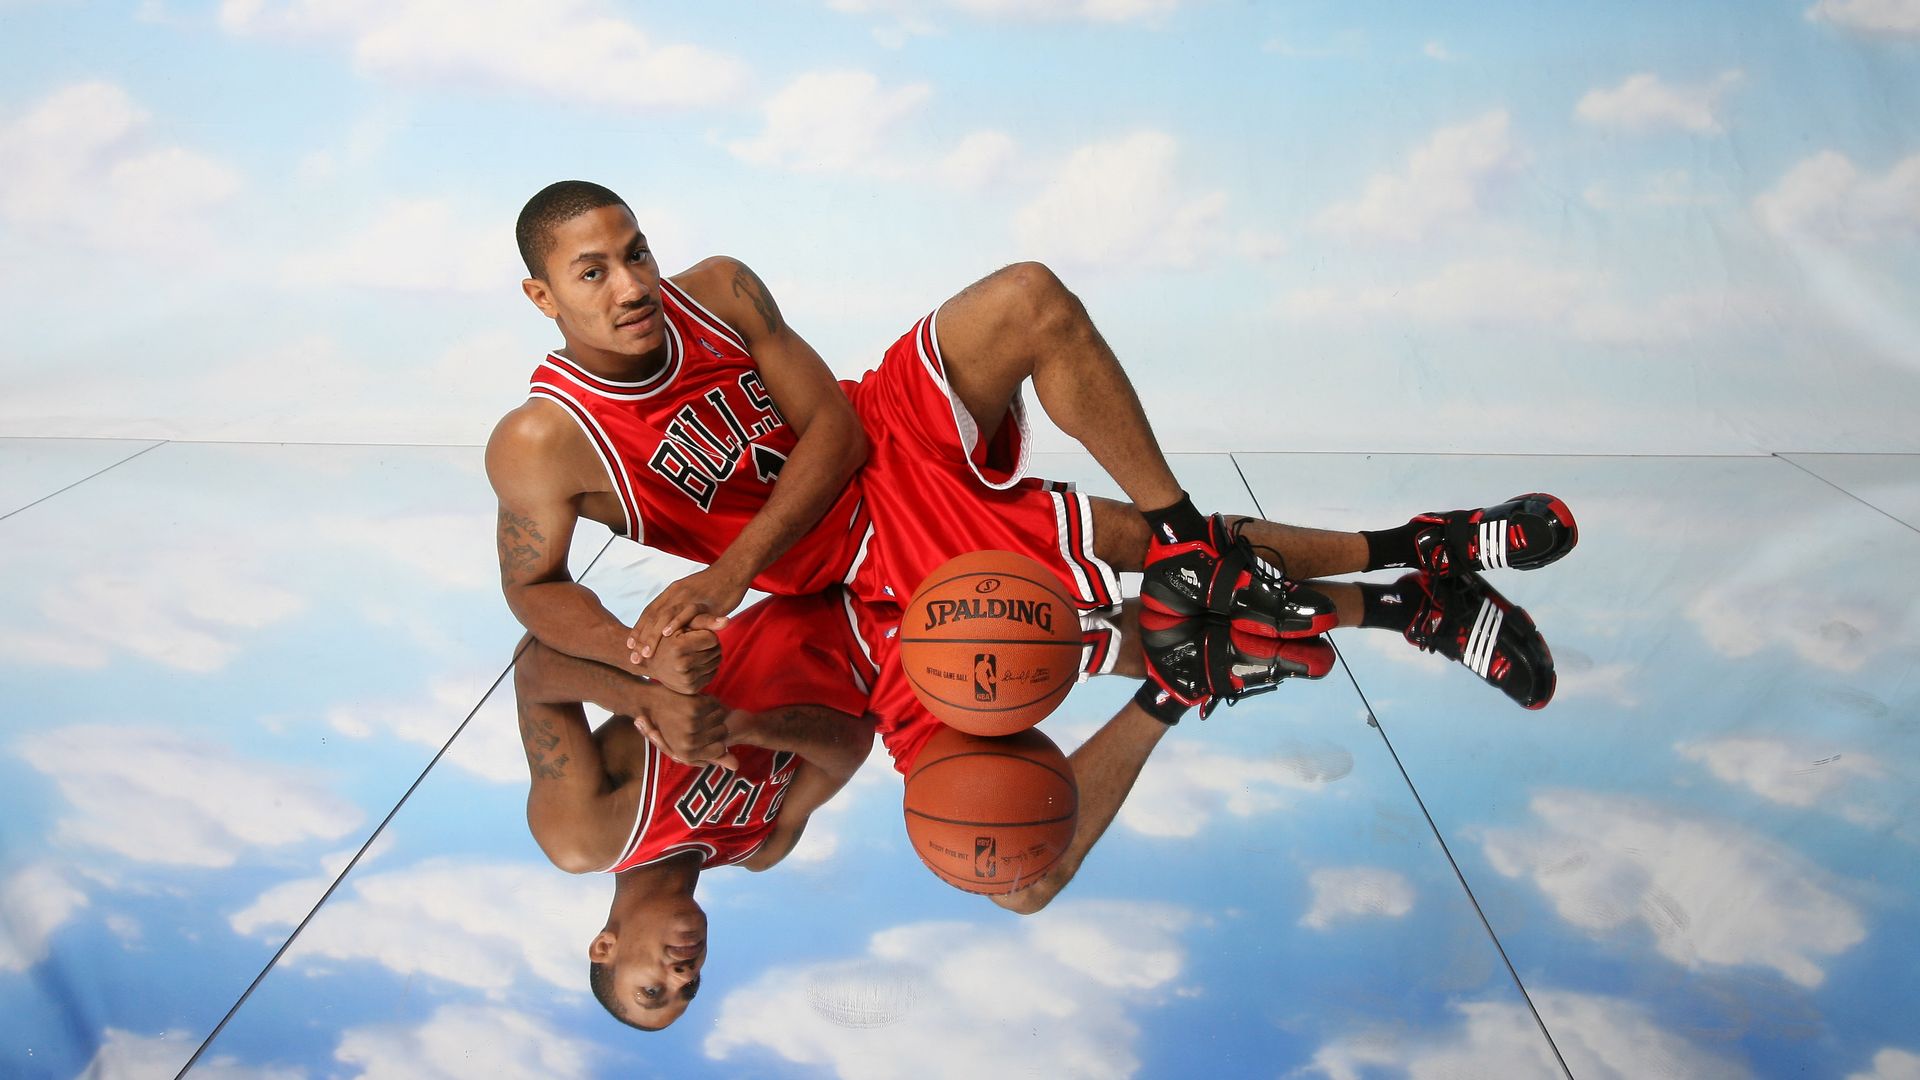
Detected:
[
  {"left": 588, "top": 959, "right": 698, "bottom": 1032},
  {"left": 517, "top": 181, "right": 629, "bottom": 279}
]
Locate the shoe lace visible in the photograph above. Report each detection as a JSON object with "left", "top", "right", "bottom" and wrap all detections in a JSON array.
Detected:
[{"left": 1225, "top": 519, "right": 1294, "bottom": 588}]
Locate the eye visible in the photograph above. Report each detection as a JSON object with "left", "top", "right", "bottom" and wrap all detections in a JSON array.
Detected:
[
  {"left": 641, "top": 986, "right": 661, "bottom": 1000},
  {"left": 582, "top": 268, "right": 602, "bottom": 281},
  {"left": 630, "top": 248, "right": 650, "bottom": 264}
]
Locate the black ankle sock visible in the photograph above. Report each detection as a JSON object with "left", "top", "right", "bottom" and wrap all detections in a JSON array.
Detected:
[
  {"left": 1358, "top": 580, "right": 1417, "bottom": 631},
  {"left": 1133, "top": 680, "right": 1192, "bottom": 725},
  {"left": 1141, "top": 492, "right": 1209, "bottom": 546},
  {"left": 1360, "top": 523, "right": 1421, "bottom": 572}
]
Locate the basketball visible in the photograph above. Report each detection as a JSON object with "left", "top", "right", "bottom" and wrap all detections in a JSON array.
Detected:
[
  {"left": 902, "top": 724, "right": 1079, "bottom": 895},
  {"left": 898, "top": 549, "right": 1082, "bottom": 736}
]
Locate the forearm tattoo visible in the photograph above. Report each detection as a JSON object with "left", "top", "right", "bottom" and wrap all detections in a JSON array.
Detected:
[
  {"left": 518, "top": 705, "right": 569, "bottom": 780},
  {"left": 497, "top": 507, "right": 547, "bottom": 581}
]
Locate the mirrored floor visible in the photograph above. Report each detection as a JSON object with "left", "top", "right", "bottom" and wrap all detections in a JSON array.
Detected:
[{"left": 2, "top": 442, "right": 1915, "bottom": 1079}]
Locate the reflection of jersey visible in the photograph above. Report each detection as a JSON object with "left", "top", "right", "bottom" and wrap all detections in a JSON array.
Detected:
[
  {"left": 601, "top": 589, "right": 871, "bottom": 874},
  {"left": 528, "top": 279, "right": 869, "bottom": 598}
]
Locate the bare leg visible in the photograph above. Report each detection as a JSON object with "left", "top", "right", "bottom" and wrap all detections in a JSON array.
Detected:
[
  {"left": 1089, "top": 497, "right": 1368, "bottom": 579},
  {"left": 992, "top": 702, "right": 1168, "bottom": 915},
  {"left": 932, "top": 263, "right": 1183, "bottom": 513}
]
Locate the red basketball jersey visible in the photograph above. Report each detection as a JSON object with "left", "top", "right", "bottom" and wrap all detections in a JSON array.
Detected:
[
  {"left": 528, "top": 279, "right": 869, "bottom": 598},
  {"left": 602, "top": 744, "right": 798, "bottom": 873},
  {"left": 601, "top": 589, "right": 872, "bottom": 873}
]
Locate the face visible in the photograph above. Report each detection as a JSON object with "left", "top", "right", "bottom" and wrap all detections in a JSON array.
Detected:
[
  {"left": 522, "top": 204, "right": 665, "bottom": 367},
  {"left": 590, "top": 892, "right": 708, "bottom": 1028}
]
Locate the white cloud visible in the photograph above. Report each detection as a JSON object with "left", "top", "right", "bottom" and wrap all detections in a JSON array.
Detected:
[
  {"left": 729, "top": 70, "right": 931, "bottom": 175},
  {"left": 1118, "top": 737, "right": 1351, "bottom": 838},
  {"left": 831, "top": 0, "right": 1179, "bottom": 25},
  {"left": 219, "top": 0, "right": 746, "bottom": 109},
  {"left": 937, "top": 130, "right": 1019, "bottom": 190},
  {"left": 228, "top": 836, "right": 392, "bottom": 937},
  {"left": 1423, "top": 40, "right": 1455, "bottom": 61},
  {"left": 1678, "top": 736, "right": 1891, "bottom": 827},
  {"left": 0, "top": 82, "right": 241, "bottom": 252},
  {"left": 1282, "top": 257, "right": 1747, "bottom": 346},
  {"left": 79, "top": 1028, "right": 306, "bottom": 1080},
  {"left": 287, "top": 199, "right": 519, "bottom": 293},
  {"left": 0, "top": 864, "right": 89, "bottom": 972},
  {"left": 1576, "top": 71, "right": 1742, "bottom": 134},
  {"left": 1312, "top": 110, "right": 1521, "bottom": 242},
  {"left": 1583, "top": 168, "right": 1720, "bottom": 210},
  {"left": 1850, "top": 1047, "right": 1920, "bottom": 1080},
  {"left": 1308, "top": 990, "right": 1747, "bottom": 1080},
  {"left": 1687, "top": 582, "right": 1884, "bottom": 672},
  {"left": 707, "top": 901, "right": 1191, "bottom": 1079},
  {"left": 1299, "top": 866, "right": 1414, "bottom": 930},
  {"left": 1754, "top": 150, "right": 1920, "bottom": 244},
  {"left": 1013, "top": 130, "right": 1228, "bottom": 269},
  {"left": 244, "top": 858, "right": 604, "bottom": 995},
  {"left": 334, "top": 1004, "right": 593, "bottom": 1080},
  {"left": 329, "top": 673, "right": 520, "bottom": 784},
  {"left": 313, "top": 511, "right": 498, "bottom": 591},
  {"left": 1482, "top": 789, "right": 1865, "bottom": 987},
  {"left": 1807, "top": 0, "right": 1920, "bottom": 38},
  {"left": 16, "top": 725, "right": 361, "bottom": 868},
  {"left": 0, "top": 552, "right": 304, "bottom": 672}
]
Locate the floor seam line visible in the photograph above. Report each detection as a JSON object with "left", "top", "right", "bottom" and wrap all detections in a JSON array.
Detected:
[
  {"left": 1231, "top": 451, "right": 1573, "bottom": 1079},
  {"left": 0, "top": 440, "right": 168, "bottom": 523},
  {"left": 175, "top": 534, "right": 619, "bottom": 1078},
  {"left": 1773, "top": 453, "right": 1920, "bottom": 538}
]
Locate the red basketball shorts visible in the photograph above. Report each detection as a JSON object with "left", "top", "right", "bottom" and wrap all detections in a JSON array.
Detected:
[
  {"left": 832, "top": 311, "right": 1126, "bottom": 774},
  {"left": 841, "top": 309, "right": 1121, "bottom": 614}
]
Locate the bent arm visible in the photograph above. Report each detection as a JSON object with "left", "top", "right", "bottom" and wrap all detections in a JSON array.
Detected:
[
  {"left": 488, "top": 405, "right": 633, "bottom": 668},
  {"left": 513, "top": 640, "right": 629, "bottom": 872},
  {"left": 992, "top": 702, "right": 1169, "bottom": 914},
  {"left": 734, "top": 704, "right": 875, "bottom": 872},
  {"left": 693, "top": 258, "right": 869, "bottom": 591}
]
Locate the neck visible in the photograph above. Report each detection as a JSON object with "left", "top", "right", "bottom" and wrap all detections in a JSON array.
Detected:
[{"left": 611, "top": 850, "right": 701, "bottom": 909}]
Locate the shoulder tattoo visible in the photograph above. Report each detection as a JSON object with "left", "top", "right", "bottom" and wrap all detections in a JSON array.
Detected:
[{"left": 730, "top": 263, "right": 782, "bottom": 336}]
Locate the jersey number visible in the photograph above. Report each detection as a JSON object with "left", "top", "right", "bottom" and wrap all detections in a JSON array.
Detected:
[{"left": 648, "top": 374, "right": 785, "bottom": 511}]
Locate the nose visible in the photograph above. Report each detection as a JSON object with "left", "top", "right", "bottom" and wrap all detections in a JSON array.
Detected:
[{"left": 613, "top": 263, "right": 648, "bottom": 305}]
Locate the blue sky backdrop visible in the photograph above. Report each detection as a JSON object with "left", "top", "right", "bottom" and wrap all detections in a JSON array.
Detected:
[{"left": 1, "top": 0, "right": 1917, "bottom": 450}]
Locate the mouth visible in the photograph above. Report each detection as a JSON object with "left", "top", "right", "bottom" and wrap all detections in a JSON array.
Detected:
[
  {"left": 615, "top": 306, "right": 658, "bottom": 333},
  {"left": 665, "top": 941, "right": 704, "bottom": 962}
]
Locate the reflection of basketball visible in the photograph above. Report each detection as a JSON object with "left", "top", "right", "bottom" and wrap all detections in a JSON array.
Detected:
[
  {"left": 902, "top": 725, "right": 1078, "bottom": 895},
  {"left": 898, "top": 550, "right": 1082, "bottom": 736}
]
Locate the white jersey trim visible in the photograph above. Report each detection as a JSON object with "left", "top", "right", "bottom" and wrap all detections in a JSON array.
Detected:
[
  {"left": 541, "top": 348, "right": 681, "bottom": 400},
  {"left": 600, "top": 739, "right": 662, "bottom": 873},
  {"left": 660, "top": 279, "right": 749, "bottom": 353},
  {"left": 527, "top": 384, "right": 645, "bottom": 544},
  {"left": 914, "top": 308, "right": 1030, "bottom": 492}
]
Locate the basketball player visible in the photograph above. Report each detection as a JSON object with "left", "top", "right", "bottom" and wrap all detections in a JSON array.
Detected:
[
  {"left": 487, "top": 180, "right": 1578, "bottom": 723},
  {"left": 511, "top": 588, "right": 874, "bottom": 1031}
]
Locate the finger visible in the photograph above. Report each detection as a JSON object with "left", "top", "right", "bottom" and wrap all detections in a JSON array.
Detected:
[
  {"left": 659, "top": 603, "right": 705, "bottom": 638},
  {"left": 686, "top": 612, "right": 730, "bottom": 632}
]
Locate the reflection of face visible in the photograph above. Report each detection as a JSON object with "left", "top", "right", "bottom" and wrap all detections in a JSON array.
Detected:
[
  {"left": 523, "top": 204, "right": 665, "bottom": 368},
  {"left": 591, "top": 891, "right": 708, "bottom": 1029}
]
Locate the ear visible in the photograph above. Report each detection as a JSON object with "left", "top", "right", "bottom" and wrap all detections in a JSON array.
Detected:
[
  {"left": 589, "top": 929, "right": 616, "bottom": 963},
  {"left": 523, "top": 277, "right": 558, "bottom": 320}
]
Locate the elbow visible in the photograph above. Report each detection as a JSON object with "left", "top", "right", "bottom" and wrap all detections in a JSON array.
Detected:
[{"left": 992, "top": 880, "right": 1057, "bottom": 915}]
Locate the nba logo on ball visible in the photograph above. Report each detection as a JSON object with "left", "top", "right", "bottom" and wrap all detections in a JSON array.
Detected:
[
  {"left": 899, "top": 550, "right": 1082, "bottom": 737},
  {"left": 973, "top": 836, "right": 997, "bottom": 877},
  {"left": 973, "top": 654, "right": 997, "bottom": 701}
]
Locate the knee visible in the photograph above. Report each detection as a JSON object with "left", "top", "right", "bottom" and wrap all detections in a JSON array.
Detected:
[{"left": 985, "top": 261, "right": 1085, "bottom": 341}]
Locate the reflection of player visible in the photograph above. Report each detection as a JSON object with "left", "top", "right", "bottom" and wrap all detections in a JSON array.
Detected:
[
  {"left": 512, "top": 590, "right": 872, "bottom": 1031},
  {"left": 487, "top": 181, "right": 1577, "bottom": 703}
]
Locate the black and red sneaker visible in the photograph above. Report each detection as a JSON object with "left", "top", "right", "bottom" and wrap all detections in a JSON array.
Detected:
[
  {"left": 1397, "top": 571, "right": 1555, "bottom": 710},
  {"left": 1142, "top": 515, "right": 1337, "bottom": 639},
  {"left": 1138, "top": 610, "right": 1335, "bottom": 722},
  {"left": 1409, "top": 493, "right": 1578, "bottom": 578}
]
